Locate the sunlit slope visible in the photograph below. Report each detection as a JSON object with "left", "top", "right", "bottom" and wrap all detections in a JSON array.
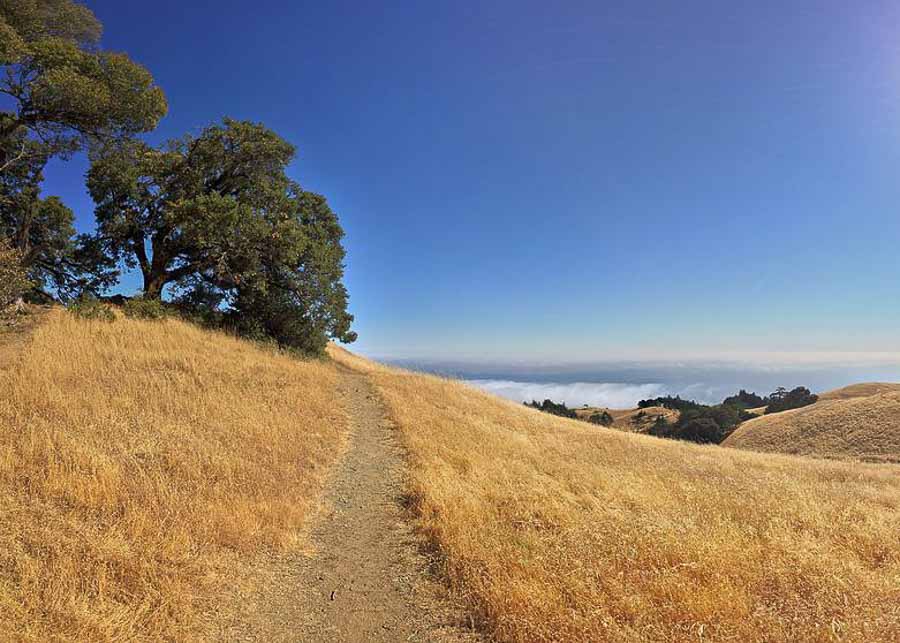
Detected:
[
  {"left": 819, "top": 382, "right": 900, "bottom": 401},
  {"left": 724, "top": 384, "right": 900, "bottom": 462},
  {"left": 330, "top": 346, "right": 900, "bottom": 643},
  {"left": 0, "top": 311, "right": 348, "bottom": 640}
]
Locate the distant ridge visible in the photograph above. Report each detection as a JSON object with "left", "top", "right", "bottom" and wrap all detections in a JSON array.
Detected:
[{"left": 723, "top": 382, "right": 900, "bottom": 462}]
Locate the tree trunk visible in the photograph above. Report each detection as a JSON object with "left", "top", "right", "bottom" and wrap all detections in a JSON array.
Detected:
[{"left": 142, "top": 274, "right": 166, "bottom": 300}]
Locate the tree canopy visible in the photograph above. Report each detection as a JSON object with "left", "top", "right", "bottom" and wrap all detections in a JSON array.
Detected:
[
  {"left": 0, "top": 131, "right": 114, "bottom": 299},
  {"left": 0, "top": 0, "right": 167, "bottom": 171},
  {"left": 0, "top": 2, "right": 355, "bottom": 353},
  {"left": 0, "top": 237, "right": 29, "bottom": 309},
  {"left": 87, "top": 118, "right": 356, "bottom": 353},
  {"left": 765, "top": 387, "right": 818, "bottom": 414}
]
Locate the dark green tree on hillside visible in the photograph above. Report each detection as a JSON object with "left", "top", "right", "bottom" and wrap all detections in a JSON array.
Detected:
[
  {"left": 0, "top": 0, "right": 167, "bottom": 171},
  {"left": 765, "top": 386, "right": 818, "bottom": 414},
  {"left": 721, "top": 389, "right": 768, "bottom": 409},
  {"left": 1, "top": 135, "right": 115, "bottom": 298},
  {"left": 588, "top": 410, "right": 614, "bottom": 426},
  {"left": 525, "top": 399, "right": 578, "bottom": 419},
  {"left": 0, "top": 0, "right": 164, "bottom": 299},
  {"left": 87, "top": 118, "right": 356, "bottom": 353},
  {"left": 0, "top": 237, "right": 30, "bottom": 309}
]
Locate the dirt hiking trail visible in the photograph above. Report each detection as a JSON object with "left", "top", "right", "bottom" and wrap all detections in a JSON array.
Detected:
[{"left": 214, "top": 366, "right": 482, "bottom": 642}]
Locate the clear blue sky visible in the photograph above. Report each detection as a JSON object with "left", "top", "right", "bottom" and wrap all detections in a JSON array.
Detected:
[{"left": 44, "top": 0, "right": 900, "bottom": 362}]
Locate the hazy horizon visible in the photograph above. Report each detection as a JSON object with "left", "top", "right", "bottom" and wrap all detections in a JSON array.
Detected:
[{"left": 382, "top": 355, "right": 900, "bottom": 407}]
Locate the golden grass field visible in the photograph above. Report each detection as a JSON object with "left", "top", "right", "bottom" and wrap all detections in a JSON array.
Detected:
[
  {"left": 724, "top": 384, "right": 900, "bottom": 463},
  {"left": 819, "top": 382, "right": 900, "bottom": 401},
  {"left": 0, "top": 310, "right": 348, "bottom": 640},
  {"left": 330, "top": 346, "right": 900, "bottom": 643}
]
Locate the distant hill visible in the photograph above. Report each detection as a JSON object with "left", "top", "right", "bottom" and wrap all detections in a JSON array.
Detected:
[
  {"left": 723, "top": 382, "right": 900, "bottom": 462},
  {"left": 818, "top": 382, "right": 900, "bottom": 401},
  {"left": 574, "top": 405, "right": 679, "bottom": 432},
  {"left": 330, "top": 348, "right": 900, "bottom": 642}
]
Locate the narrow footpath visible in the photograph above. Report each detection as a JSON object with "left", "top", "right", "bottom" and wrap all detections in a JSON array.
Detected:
[{"left": 215, "top": 367, "right": 481, "bottom": 642}]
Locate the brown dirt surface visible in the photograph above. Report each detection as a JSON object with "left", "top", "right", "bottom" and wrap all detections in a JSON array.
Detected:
[{"left": 210, "top": 366, "right": 482, "bottom": 642}]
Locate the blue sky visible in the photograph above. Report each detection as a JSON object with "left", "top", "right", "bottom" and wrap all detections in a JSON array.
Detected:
[{"left": 43, "top": 1, "right": 900, "bottom": 362}]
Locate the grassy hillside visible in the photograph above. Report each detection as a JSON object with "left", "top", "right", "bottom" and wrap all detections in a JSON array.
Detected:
[
  {"left": 818, "top": 382, "right": 900, "bottom": 401},
  {"left": 331, "top": 346, "right": 900, "bottom": 643},
  {"left": 0, "top": 311, "right": 348, "bottom": 640},
  {"left": 724, "top": 384, "right": 900, "bottom": 463},
  {"left": 574, "top": 405, "right": 679, "bottom": 432}
]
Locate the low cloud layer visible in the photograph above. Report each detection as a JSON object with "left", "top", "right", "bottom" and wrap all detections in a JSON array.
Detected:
[{"left": 466, "top": 379, "right": 665, "bottom": 409}]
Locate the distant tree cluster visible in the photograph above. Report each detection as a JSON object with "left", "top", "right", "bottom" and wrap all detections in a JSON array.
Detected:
[
  {"left": 0, "top": 1, "right": 355, "bottom": 353},
  {"left": 525, "top": 400, "right": 614, "bottom": 427},
  {"left": 588, "top": 410, "right": 614, "bottom": 427},
  {"left": 765, "top": 387, "right": 818, "bottom": 414},
  {"left": 647, "top": 403, "right": 746, "bottom": 444},
  {"left": 526, "top": 383, "right": 819, "bottom": 443},
  {"left": 637, "top": 395, "right": 704, "bottom": 413},
  {"left": 641, "top": 385, "right": 819, "bottom": 444},
  {"left": 525, "top": 399, "right": 577, "bottom": 419},
  {"left": 721, "top": 389, "right": 768, "bottom": 408}
]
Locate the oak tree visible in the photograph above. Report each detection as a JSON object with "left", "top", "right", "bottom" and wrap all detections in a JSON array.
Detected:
[
  {"left": 0, "top": 0, "right": 167, "bottom": 171},
  {"left": 88, "top": 118, "right": 355, "bottom": 353}
]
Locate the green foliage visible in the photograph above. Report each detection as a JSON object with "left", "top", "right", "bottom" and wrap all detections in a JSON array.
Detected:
[
  {"left": 722, "top": 389, "right": 768, "bottom": 408},
  {"left": 588, "top": 410, "right": 614, "bottom": 427},
  {"left": 87, "top": 118, "right": 356, "bottom": 354},
  {"left": 642, "top": 387, "right": 817, "bottom": 444},
  {"left": 645, "top": 396, "right": 747, "bottom": 444},
  {"left": 765, "top": 387, "right": 818, "bottom": 414},
  {"left": 122, "top": 297, "right": 168, "bottom": 321},
  {"left": 0, "top": 137, "right": 115, "bottom": 300},
  {"left": 525, "top": 399, "right": 578, "bottom": 419},
  {"left": 528, "top": 400, "right": 615, "bottom": 428},
  {"left": 67, "top": 295, "right": 114, "bottom": 322},
  {"left": 1, "top": 4, "right": 354, "bottom": 355},
  {"left": 637, "top": 395, "right": 704, "bottom": 413},
  {"left": 0, "top": 0, "right": 167, "bottom": 171},
  {"left": 0, "top": 238, "right": 29, "bottom": 309}
]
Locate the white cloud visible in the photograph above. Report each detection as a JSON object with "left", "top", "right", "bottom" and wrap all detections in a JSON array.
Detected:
[{"left": 465, "top": 379, "right": 665, "bottom": 409}]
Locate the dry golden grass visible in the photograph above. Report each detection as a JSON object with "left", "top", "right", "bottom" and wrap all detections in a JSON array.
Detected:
[
  {"left": 724, "top": 386, "right": 900, "bottom": 463},
  {"left": 0, "top": 305, "right": 49, "bottom": 372},
  {"left": 574, "top": 405, "right": 679, "bottom": 432},
  {"left": 330, "top": 346, "right": 900, "bottom": 643},
  {"left": 819, "top": 382, "right": 900, "bottom": 401},
  {"left": 0, "top": 310, "right": 348, "bottom": 640}
]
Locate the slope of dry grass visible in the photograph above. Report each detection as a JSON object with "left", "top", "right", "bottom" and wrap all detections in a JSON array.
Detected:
[
  {"left": 724, "top": 387, "right": 900, "bottom": 463},
  {"left": 330, "top": 346, "right": 900, "bottom": 643},
  {"left": 819, "top": 382, "right": 900, "bottom": 401},
  {"left": 0, "top": 311, "right": 348, "bottom": 640}
]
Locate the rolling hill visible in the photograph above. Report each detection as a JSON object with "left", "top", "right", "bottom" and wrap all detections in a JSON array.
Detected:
[
  {"left": 330, "top": 347, "right": 900, "bottom": 642},
  {"left": 2, "top": 313, "right": 898, "bottom": 641},
  {"left": 0, "top": 310, "right": 349, "bottom": 639},
  {"left": 723, "top": 383, "right": 900, "bottom": 462}
]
